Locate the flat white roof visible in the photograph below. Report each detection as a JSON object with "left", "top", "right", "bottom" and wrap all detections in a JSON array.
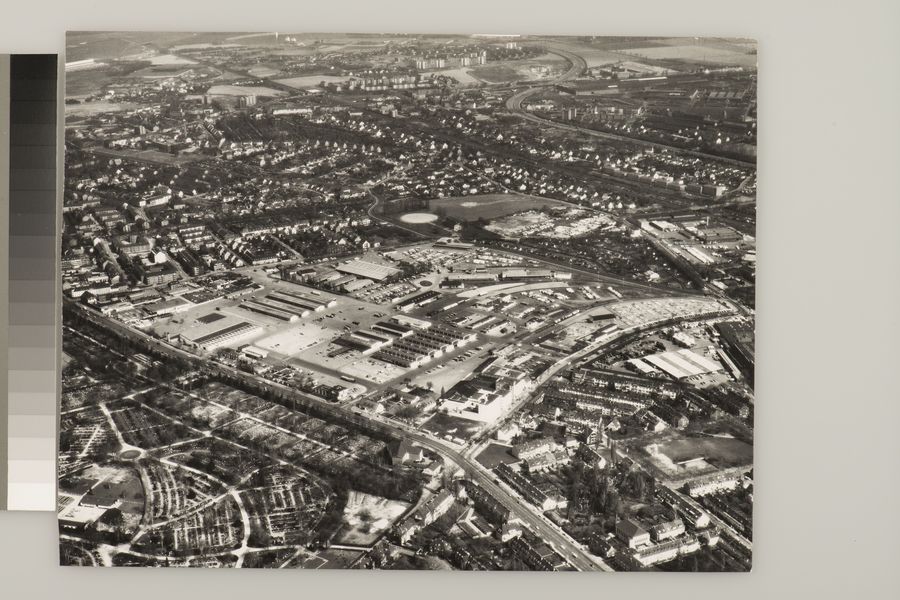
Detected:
[
  {"left": 180, "top": 315, "right": 254, "bottom": 343},
  {"left": 644, "top": 353, "right": 690, "bottom": 379},
  {"left": 676, "top": 349, "right": 723, "bottom": 373},
  {"left": 335, "top": 259, "right": 401, "bottom": 281},
  {"left": 628, "top": 358, "right": 656, "bottom": 374},
  {"left": 59, "top": 502, "right": 108, "bottom": 524},
  {"left": 659, "top": 351, "right": 706, "bottom": 377},
  {"left": 642, "top": 350, "right": 723, "bottom": 379}
]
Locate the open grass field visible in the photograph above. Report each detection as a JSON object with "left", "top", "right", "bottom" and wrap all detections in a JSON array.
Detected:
[
  {"left": 630, "top": 426, "right": 753, "bottom": 482},
  {"left": 469, "top": 65, "right": 521, "bottom": 84},
  {"left": 65, "top": 68, "right": 122, "bottom": 98},
  {"left": 78, "top": 464, "right": 145, "bottom": 516},
  {"left": 275, "top": 75, "right": 348, "bottom": 89},
  {"left": 67, "top": 31, "right": 237, "bottom": 61},
  {"left": 565, "top": 47, "right": 628, "bottom": 67},
  {"left": 65, "top": 100, "right": 140, "bottom": 117},
  {"left": 148, "top": 54, "right": 197, "bottom": 66},
  {"left": 469, "top": 54, "right": 568, "bottom": 84},
  {"left": 206, "top": 84, "right": 286, "bottom": 97},
  {"left": 247, "top": 65, "right": 281, "bottom": 78},
  {"left": 81, "top": 146, "right": 202, "bottom": 165},
  {"left": 622, "top": 44, "right": 757, "bottom": 68},
  {"left": 301, "top": 548, "right": 363, "bottom": 569},
  {"left": 428, "top": 193, "right": 570, "bottom": 221},
  {"left": 655, "top": 435, "right": 752, "bottom": 467},
  {"left": 337, "top": 491, "right": 409, "bottom": 545}
]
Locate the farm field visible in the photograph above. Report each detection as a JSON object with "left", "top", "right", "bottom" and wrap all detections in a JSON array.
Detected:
[
  {"left": 65, "top": 100, "right": 140, "bottom": 117},
  {"left": 247, "top": 65, "right": 281, "bottom": 78},
  {"left": 570, "top": 47, "right": 629, "bottom": 67},
  {"left": 275, "top": 75, "right": 349, "bottom": 89},
  {"left": 206, "top": 84, "right": 286, "bottom": 97},
  {"left": 428, "top": 193, "right": 570, "bottom": 221},
  {"left": 622, "top": 44, "right": 757, "bottom": 68},
  {"left": 469, "top": 54, "right": 567, "bottom": 83},
  {"left": 469, "top": 65, "right": 520, "bottom": 83}
]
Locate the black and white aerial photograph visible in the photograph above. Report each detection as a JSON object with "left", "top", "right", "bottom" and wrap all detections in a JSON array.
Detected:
[{"left": 59, "top": 31, "right": 756, "bottom": 571}]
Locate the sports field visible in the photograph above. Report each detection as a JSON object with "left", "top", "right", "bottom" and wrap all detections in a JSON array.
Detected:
[
  {"left": 75, "top": 464, "right": 146, "bottom": 518},
  {"left": 469, "top": 54, "right": 567, "bottom": 83},
  {"left": 428, "top": 194, "right": 569, "bottom": 221},
  {"left": 420, "top": 68, "right": 480, "bottom": 85},
  {"left": 655, "top": 435, "right": 752, "bottom": 468}
]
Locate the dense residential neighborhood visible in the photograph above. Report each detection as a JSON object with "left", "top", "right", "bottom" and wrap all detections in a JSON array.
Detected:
[{"left": 60, "top": 32, "right": 755, "bottom": 571}]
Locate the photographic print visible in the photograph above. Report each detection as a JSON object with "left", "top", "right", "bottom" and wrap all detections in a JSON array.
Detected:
[{"left": 59, "top": 32, "right": 756, "bottom": 571}]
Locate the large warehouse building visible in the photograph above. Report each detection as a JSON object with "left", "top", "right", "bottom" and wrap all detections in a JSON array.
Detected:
[
  {"left": 638, "top": 349, "right": 723, "bottom": 380},
  {"left": 179, "top": 316, "right": 263, "bottom": 351},
  {"left": 335, "top": 259, "right": 401, "bottom": 281}
]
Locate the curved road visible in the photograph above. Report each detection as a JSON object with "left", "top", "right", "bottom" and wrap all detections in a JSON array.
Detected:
[
  {"left": 507, "top": 48, "right": 755, "bottom": 169},
  {"left": 68, "top": 301, "right": 610, "bottom": 571}
]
